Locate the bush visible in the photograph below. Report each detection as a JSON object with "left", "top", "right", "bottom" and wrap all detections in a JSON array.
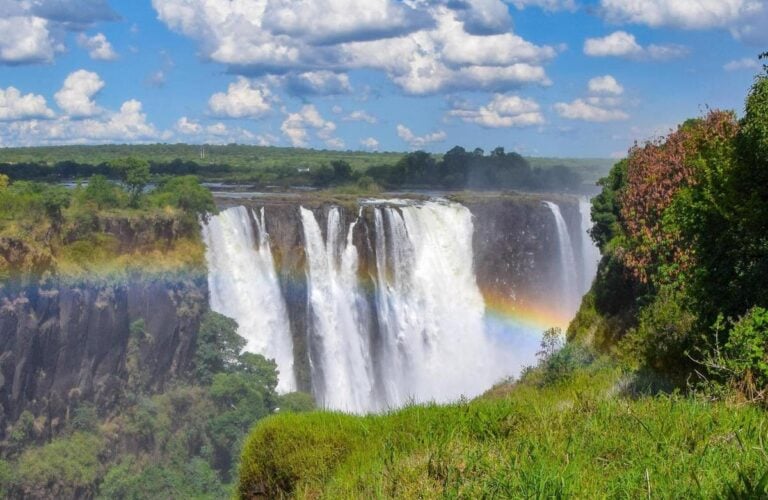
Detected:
[
  {"left": 277, "top": 392, "right": 316, "bottom": 413},
  {"left": 723, "top": 307, "right": 768, "bottom": 397},
  {"left": 238, "top": 413, "right": 367, "bottom": 498}
]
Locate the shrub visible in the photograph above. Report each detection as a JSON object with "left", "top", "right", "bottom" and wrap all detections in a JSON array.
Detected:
[{"left": 723, "top": 307, "right": 768, "bottom": 397}]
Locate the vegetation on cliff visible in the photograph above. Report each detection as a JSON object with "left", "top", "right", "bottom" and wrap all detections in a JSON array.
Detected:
[
  {"left": 0, "top": 311, "right": 314, "bottom": 498},
  {"left": 0, "top": 159, "right": 214, "bottom": 282}
]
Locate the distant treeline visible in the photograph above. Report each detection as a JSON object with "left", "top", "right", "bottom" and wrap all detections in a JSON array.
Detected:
[
  {"left": 365, "top": 147, "right": 582, "bottom": 191},
  {"left": 0, "top": 146, "right": 585, "bottom": 192}
]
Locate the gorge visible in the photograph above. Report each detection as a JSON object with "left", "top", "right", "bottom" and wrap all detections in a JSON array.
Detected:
[{"left": 202, "top": 193, "right": 600, "bottom": 413}]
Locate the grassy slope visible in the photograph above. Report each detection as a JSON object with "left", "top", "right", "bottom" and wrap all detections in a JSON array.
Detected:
[{"left": 239, "top": 364, "right": 768, "bottom": 498}]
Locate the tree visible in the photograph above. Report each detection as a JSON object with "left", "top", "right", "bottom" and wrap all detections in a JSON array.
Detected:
[
  {"left": 112, "top": 158, "right": 150, "bottom": 206},
  {"left": 150, "top": 175, "right": 215, "bottom": 216},
  {"left": 331, "top": 160, "right": 352, "bottom": 182},
  {"left": 194, "top": 312, "right": 246, "bottom": 384},
  {"left": 83, "top": 175, "right": 121, "bottom": 210}
]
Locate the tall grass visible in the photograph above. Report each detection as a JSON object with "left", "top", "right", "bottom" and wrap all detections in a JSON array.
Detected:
[{"left": 239, "top": 364, "right": 768, "bottom": 498}]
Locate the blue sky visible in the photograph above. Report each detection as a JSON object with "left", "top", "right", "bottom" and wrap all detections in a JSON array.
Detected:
[{"left": 0, "top": 0, "right": 765, "bottom": 157}]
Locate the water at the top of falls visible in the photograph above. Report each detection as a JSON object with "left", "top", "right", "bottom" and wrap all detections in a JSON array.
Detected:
[
  {"left": 202, "top": 206, "right": 296, "bottom": 393},
  {"left": 544, "top": 201, "right": 580, "bottom": 318}
]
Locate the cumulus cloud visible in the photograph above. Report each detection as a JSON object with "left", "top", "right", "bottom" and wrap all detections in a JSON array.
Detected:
[
  {"left": 588, "top": 75, "right": 623, "bottom": 95},
  {"left": 361, "top": 137, "right": 380, "bottom": 150},
  {"left": 0, "top": 99, "right": 159, "bottom": 145},
  {"left": 77, "top": 32, "right": 117, "bottom": 60},
  {"left": 554, "top": 99, "right": 629, "bottom": 122},
  {"left": 0, "top": 0, "right": 118, "bottom": 65},
  {"left": 724, "top": 57, "right": 760, "bottom": 71},
  {"left": 584, "top": 31, "right": 688, "bottom": 61},
  {"left": 599, "top": 0, "right": 768, "bottom": 45},
  {"left": 281, "top": 105, "right": 338, "bottom": 147},
  {"left": 208, "top": 77, "right": 273, "bottom": 119},
  {"left": 152, "top": 1, "right": 555, "bottom": 95},
  {"left": 448, "top": 94, "right": 544, "bottom": 128},
  {"left": 54, "top": 69, "right": 105, "bottom": 117},
  {"left": 0, "top": 87, "right": 54, "bottom": 121},
  {"left": 0, "top": 16, "right": 58, "bottom": 64},
  {"left": 175, "top": 116, "right": 202, "bottom": 135},
  {"left": 507, "top": 0, "right": 577, "bottom": 11},
  {"left": 343, "top": 110, "right": 377, "bottom": 124},
  {"left": 396, "top": 124, "right": 447, "bottom": 149},
  {"left": 269, "top": 71, "right": 352, "bottom": 96}
]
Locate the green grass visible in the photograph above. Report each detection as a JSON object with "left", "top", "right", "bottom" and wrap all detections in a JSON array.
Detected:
[{"left": 239, "top": 364, "right": 768, "bottom": 498}]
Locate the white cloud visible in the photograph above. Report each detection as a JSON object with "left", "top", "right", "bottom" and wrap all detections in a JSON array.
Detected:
[
  {"left": 396, "top": 124, "right": 446, "bottom": 149},
  {"left": 554, "top": 99, "right": 629, "bottom": 122},
  {"left": 448, "top": 94, "right": 544, "bottom": 128},
  {"left": 54, "top": 69, "right": 105, "bottom": 117},
  {"left": 600, "top": 0, "right": 751, "bottom": 29},
  {"left": 208, "top": 77, "right": 272, "bottom": 119},
  {"left": 152, "top": 1, "right": 555, "bottom": 95},
  {"left": 0, "top": 87, "right": 54, "bottom": 121},
  {"left": 584, "top": 31, "right": 687, "bottom": 60},
  {"left": 343, "top": 110, "right": 377, "bottom": 124},
  {"left": 0, "top": 1, "right": 119, "bottom": 65},
  {"left": 269, "top": 71, "right": 352, "bottom": 96},
  {"left": 325, "top": 137, "right": 345, "bottom": 149},
  {"left": 599, "top": 0, "right": 768, "bottom": 45},
  {"left": 588, "top": 75, "right": 624, "bottom": 95},
  {"left": 77, "top": 32, "right": 117, "bottom": 60},
  {"left": 361, "top": 137, "right": 380, "bottom": 150},
  {"left": 0, "top": 99, "right": 159, "bottom": 145},
  {"left": 281, "top": 105, "right": 338, "bottom": 147},
  {"left": 724, "top": 57, "right": 760, "bottom": 71},
  {"left": 507, "top": 0, "right": 577, "bottom": 11},
  {"left": 175, "top": 116, "right": 202, "bottom": 135},
  {"left": 0, "top": 16, "right": 57, "bottom": 64}
]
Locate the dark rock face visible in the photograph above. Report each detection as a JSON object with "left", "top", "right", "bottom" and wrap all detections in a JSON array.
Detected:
[{"left": 0, "top": 277, "right": 206, "bottom": 439}]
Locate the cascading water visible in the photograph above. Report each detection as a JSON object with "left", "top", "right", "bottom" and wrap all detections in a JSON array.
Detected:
[
  {"left": 300, "top": 207, "right": 375, "bottom": 413},
  {"left": 544, "top": 201, "right": 580, "bottom": 318},
  {"left": 371, "top": 201, "right": 501, "bottom": 408},
  {"left": 202, "top": 206, "right": 296, "bottom": 393},
  {"left": 578, "top": 197, "right": 601, "bottom": 295},
  {"left": 202, "top": 197, "right": 600, "bottom": 414}
]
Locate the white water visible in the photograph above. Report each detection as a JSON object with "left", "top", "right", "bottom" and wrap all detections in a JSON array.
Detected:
[
  {"left": 202, "top": 206, "right": 296, "bottom": 393},
  {"left": 371, "top": 201, "right": 502, "bottom": 408},
  {"left": 202, "top": 198, "right": 600, "bottom": 414},
  {"left": 579, "top": 197, "right": 601, "bottom": 295},
  {"left": 300, "top": 207, "right": 375, "bottom": 413},
  {"left": 544, "top": 201, "right": 580, "bottom": 318}
]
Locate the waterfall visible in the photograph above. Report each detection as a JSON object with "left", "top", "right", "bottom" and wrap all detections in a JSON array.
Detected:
[
  {"left": 201, "top": 206, "right": 296, "bottom": 393},
  {"left": 578, "top": 197, "right": 601, "bottom": 295},
  {"left": 372, "top": 201, "right": 500, "bottom": 408},
  {"left": 201, "top": 198, "right": 588, "bottom": 414},
  {"left": 544, "top": 201, "right": 579, "bottom": 318},
  {"left": 300, "top": 207, "right": 375, "bottom": 413}
]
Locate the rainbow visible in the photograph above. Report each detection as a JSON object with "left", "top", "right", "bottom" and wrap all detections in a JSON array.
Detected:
[{"left": 481, "top": 288, "right": 572, "bottom": 334}]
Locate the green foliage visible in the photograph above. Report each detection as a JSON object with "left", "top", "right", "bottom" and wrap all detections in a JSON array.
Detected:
[
  {"left": 112, "top": 157, "right": 151, "bottom": 206},
  {"left": 277, "top": 392, "right": 316, "bottom": 413},
  {"left": 149, "top": 175, "right": 216, "bottom": 216},
  {"left": 722, "top": 307, "right": 768, "bottom": 396},
  {"left": 194, "top": 311, "right": 246, "bottom": 384},
  {"left": 0, "top": 459, "right": 14, "bottom": 497},
  {"left": 71, "top": 403, "right": 99, "bottom": 432},
  {"left": 99, "top": 456, "right": 228, "bottom": 500},
  {"left": 16, "top": 432, "right": 104, "bottom": 498},
  {"left": 82, "top": 175, "right": 123, "bottom": 209},
  {"left": 239, "top": 366, "right": 768, "bottom": 499}
]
